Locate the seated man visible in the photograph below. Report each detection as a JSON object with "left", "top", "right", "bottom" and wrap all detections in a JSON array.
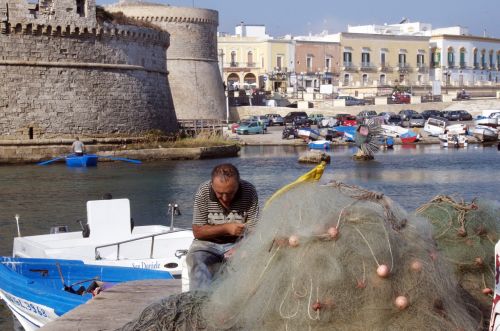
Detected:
[
  {"left": 71, "top": 137, "right": 85, "bottom": 156},
  {"left": 186, "top": 163, "right": 259, "bottom": 290}
]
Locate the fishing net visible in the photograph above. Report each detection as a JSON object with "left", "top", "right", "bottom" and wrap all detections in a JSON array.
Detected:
[
  {"left": 416, "top": 195, "right": 500, "bottom": 316},
  {"left": 120, "top": 178, "right": 483, "bottom": 331},
  {"left": 354, "top": 119, "right": 383, "bottom": 159}
]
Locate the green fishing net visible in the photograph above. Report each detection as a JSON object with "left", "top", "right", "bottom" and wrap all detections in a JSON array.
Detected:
[
  {"left": 417, "top": 195, "right": 500, "bottom": 316},
  {"left": 121, "top": 182, "right": 483, "bottom": 331}
]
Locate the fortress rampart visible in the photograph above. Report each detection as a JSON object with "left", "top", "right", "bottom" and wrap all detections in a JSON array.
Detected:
[
  {"left": 107, "top": 3, "right": 226, "bottom": 120},
  {"left": 0, "top": 0, "right": 177, "bottom": 140},
  {"left": 0, "top": 0, "right": 178, "bottom": 139}
]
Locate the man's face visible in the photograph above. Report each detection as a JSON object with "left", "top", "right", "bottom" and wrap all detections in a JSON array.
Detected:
[{"left": 212, "top": 176, "right": 239, "bottom": 207}]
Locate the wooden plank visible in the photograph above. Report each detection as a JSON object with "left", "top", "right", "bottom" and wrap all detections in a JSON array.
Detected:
[{"left": 41, "top": 279, "right": 181, "bottom": 331}]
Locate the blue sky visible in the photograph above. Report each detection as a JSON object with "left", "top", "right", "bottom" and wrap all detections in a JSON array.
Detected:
[{"left": 97, "top": 0, "right": 500, "bottom": 38}]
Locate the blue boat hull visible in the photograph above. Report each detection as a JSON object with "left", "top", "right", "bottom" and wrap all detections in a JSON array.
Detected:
[
  {"left": 0, "top": 257, "right": 173, "bottom": 329},
  {"left": 65, "top": 154, "right": 98, "bottom": 167}
]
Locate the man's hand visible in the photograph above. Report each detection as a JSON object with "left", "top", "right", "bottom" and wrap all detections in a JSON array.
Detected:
[{"left": 226, "top": 223, "right": 246, "bottom": 236}]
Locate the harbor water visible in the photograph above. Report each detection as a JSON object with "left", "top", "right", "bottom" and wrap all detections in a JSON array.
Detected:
[{"left": 1, "top": 144, "right": 500, "bottom": 330}]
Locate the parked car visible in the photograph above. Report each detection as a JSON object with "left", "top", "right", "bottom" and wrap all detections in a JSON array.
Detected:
[
  {"left": 391, "top": 92, "right": 411, "bottom": 104},
  {"left": 457, "top": 110, "right": 473, "bottom": 121},
  {"left": 386, "top": 115, "right": 403, "bottom": 126},
  {"left": 398, "top": 109, "right": 419, "bottom": 121},
  {"left": 337, "top": 115, "right": 358, "bottom": 126},
  {"left": 309, "top": 113, "right": 324, "bottom": 125},
  {"left": 284, "top": 111, "right": 309, "bottom": 124},
  {"left": 443, "top": 110, "right": 461, "bottom": 121},
  {"left": 421, "top": 109, "right": 443, "bottom": 120},
  {"left": 265, "top": 113, "right": 284, "bottom": 126},
  {"left": 356, "top": 110, "right": 378, "bottom": 123},
  {"left": 249, "top": 115, "right": 270, "bottom": 128},
  {"left": 336, "top": 95, "right": 367, "bottom": 106},
  {"left": 236, "top": 121, "right": 264, "bottom": 135},
  {"left": 318, "top": 116, "right": 338, "bottom": 128},
  {"left": 408, "top": 113, "right": 426, "bottom": 128},
  {"left": 292, "top": 116, "right": 311, "bottom": 127}
]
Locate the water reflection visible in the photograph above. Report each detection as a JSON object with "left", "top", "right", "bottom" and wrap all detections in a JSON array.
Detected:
[{"left": 0, "top": 144, "right": 499, "bottom": 330}]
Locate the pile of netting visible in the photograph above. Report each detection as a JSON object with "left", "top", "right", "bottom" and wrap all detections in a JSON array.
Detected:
[
  {"left": 417, "top": 195, "right": 500, "bottom": 314},
  {"left": 121, "top": 182, "right": 483, "bottom": 331}
]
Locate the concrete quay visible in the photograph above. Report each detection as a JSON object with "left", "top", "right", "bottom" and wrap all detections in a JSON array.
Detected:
[{"left": 40, "top": 279, "right": 181, "bottom": 331}]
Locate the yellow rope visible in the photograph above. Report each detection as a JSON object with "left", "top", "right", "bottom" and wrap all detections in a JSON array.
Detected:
[{"left": 264, "top": 161, "right": 327, "bottom": 208}]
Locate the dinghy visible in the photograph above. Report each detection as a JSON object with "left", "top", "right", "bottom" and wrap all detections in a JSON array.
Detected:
[
  {"left": 0, "top": 257, "right": 173, "bottom": 331},
  {"left": 37, "top": 154, "right": 141, "bottom": 167}
]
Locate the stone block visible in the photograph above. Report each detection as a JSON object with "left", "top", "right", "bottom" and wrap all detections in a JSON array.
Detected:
[
  {"left": 297, "top": 101, "right": 309, "bottom": 109},
  {"left": 410, "top": 96, "right": 421, "bottom": 104},
  {"left": 333, "top": 99, "right": 346, "bottom": 107},
  {"left": 374, "top": 97, "right": 387, "bottom": 105},
  {"left": 442, "top": 94, "right": 455, "bottom": 102}
]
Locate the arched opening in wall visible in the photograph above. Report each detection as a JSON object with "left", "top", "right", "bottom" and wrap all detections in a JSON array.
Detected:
[
  {"left": 362, "top": 74, "right": 368, "bottom": 86},
  {"left": 243, "top": 73, "right": 257, "bottom": 90},
  {"left": 227, "top": 73, "right": 240, "bottom": 91},
  {"left": 76, "top": 0, "right": 86, "bottom": 17},
  {"left": 28, "top": 127, "right": 33, "bottom": 140},
  {"left": 379, "top": 74, "right": 386, "bottom": 86},
  {"left": 343, "top": 74, "right": 350, "bottom": 86}
]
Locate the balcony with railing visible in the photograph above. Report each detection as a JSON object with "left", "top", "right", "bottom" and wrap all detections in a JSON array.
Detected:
[
  {"left": 359, "top": 62, "right": 377, "bottom": 72},
  {"left": 397, "top": 63, "right": 412, "bottom": 72},
  {"left": 378, "top": 64, "right": 393, "bottom": 72},
  {"left": 416, "top": 64, "right": 428, "bottom": 73},
  {"left": 447, "top": 62, "right": 455, "bottom": 69},
  {"left": 229, "top": 62, "right": 238, "bottom": 68},
  {"left": 459, "top": 61, "right": 467, "bottom": 69},
  {"left": 246, "top": 62, "right": 256, "bottom": 68},
  {"left": 342, "top": 62, "right": 357, "bottom": 71}
]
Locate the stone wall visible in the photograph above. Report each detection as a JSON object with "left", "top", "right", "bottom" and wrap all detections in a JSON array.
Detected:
[
  {"left": 0, "top": 22, "right": 178, "bottom": 139},
  {"left": 106, "top": 3, "right": 226, "bottom": 120}
]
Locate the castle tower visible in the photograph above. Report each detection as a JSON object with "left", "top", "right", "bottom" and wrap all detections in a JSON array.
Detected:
[
  {"left": 0, "top": 0, "right": 178, "bottom": 139},
  {"left": 106, "top": 2, "right": 226, "bottom": 121}
]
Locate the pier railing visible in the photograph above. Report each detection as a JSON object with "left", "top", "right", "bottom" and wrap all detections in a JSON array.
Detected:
[{"left": 177, "top": 119, "right": 225, "bottom": 137}]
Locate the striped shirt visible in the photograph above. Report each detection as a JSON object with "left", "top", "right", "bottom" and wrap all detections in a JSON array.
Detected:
[{"left": 193, "top": 179, "right": 259, "bottom": 244}]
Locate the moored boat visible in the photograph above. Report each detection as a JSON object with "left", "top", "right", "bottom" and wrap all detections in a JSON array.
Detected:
[
  {"left": 12, "top": 198, "right": 194, "bottom": 278},
  {"left": 0, "top": 257, "right": 173, "bottom": 330},
  {"left": 297, "top": 128, "right": 320, "bottom": 141},
  {"left": 438, "top": 133, "right": 468, "bottom": 148},
  {"left": 65, "top": 154, "right": 99, "bottom": 167},
  {"left": 308, "top": 139, "right": 332, "bottom": 150},
  {"left": 400, "top": 130, "right": 418, "bottom": 144},
  {"left": 472, "top": 125, "right": 499, "bottom": 142}
]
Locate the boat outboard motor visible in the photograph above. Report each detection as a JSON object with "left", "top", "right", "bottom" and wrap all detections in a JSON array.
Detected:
[{"left": 77, "top": 219, "right": 90, "bottom": 238}]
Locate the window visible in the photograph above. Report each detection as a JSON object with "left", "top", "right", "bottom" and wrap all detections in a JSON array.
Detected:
[
  {"left": 459, "top": 48, "right": 466, "bottom": 68},
  {"left": 343, "top": 74, "right": 350, "bottom": 85},
  {"left": 447, "top": 48, "right": 454, "bottom": 67},
  {"left": 398, "top": 54, "right": 406, "bottom": 67},
  {"left": 417, "top": 54, "right": 424, "bottom": 67},
  {"left": 76, "top": 0, "right": 86, "bottom": 17},
  {"left": 276, "top": 56, "right": 282, "bottom": 70},
  {"left": 497, "top": 52, "right": 500, "bottom": 70},
  {"left": 481, "top": 50, "right": 486, "bottom": 68},
  {"left": 325, "top": 58, "right": 331, "bottom": 71},
  {"left": 247, "top": 51, "right": 253, "bottom": 67},
  {"left": 362, "top": 74, "right": 368, "bottom": 86},
  {"left": 489, "top": 50, "right": 494, "bottom": 68},
  {"left": 473, "top": 49, "right": 478, "bottom": 68},
  {"left": 361, "top": 52, "right": 370, "bottom": 66},
  {"left": 231, "top": 51, "right": 237, "bottom": 67},
  {"left": 379, "top": 74, "right": 386, "bottom": 85},
  {"left": 306, "top": 56, "right": 313, "bottom": 72},
  {"left": 343, "top": 51, "right": 352, "bottom": 65},
  {"left": 380, "top": 53, "right": 386, "bottom": 66}
]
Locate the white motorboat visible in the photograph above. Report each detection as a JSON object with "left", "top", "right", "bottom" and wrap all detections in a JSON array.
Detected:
[
  {"left": 438, "top": 133, "right": 468, "bottom": 148},
  {"left": 297, "top": 128, "right": 320, "bottom": 141},
  {"left": 12, "top": 199, "right": 194, "bottom": 278},
  {"left": 471, "top": 125, "right": 499, "bottom": 142},
  {"left": 423, "top": 117, "right": 447, "bottom": 136}
]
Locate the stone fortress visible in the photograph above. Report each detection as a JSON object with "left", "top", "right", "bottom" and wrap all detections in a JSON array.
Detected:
[
  {"left": 105, "top": 1, "right": 226, "bottom": 121},
  {"left": 0, "top": 0, "right": 225, "bottom": 140}
]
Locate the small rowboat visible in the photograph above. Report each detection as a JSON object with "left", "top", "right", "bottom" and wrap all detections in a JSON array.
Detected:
[
  {"left": 65, "top": 154, "right": 98, "bottom": 167},
  {"left": 0, "top": 257, "right": 173, "bottom": 330},
  {"left": 308, "top": 139, "right": 332, "bottom": 150},
  {"left": 400, "top": 131, "right": 418, "bottom": 144}
]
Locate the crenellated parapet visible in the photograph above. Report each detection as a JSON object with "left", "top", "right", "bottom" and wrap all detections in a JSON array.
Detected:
[{"left": 1, "top": 21, "right": 169, "bottom": 46}]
